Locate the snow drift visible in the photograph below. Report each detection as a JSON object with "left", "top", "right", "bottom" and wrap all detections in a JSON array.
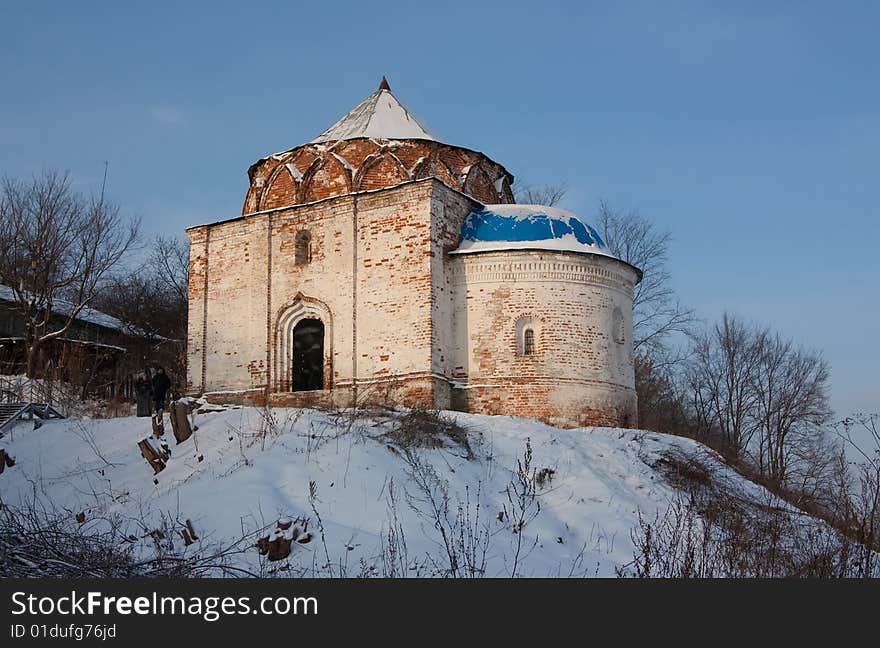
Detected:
[{"left": 0, "top": 404, "right": 838, "bottom": 577}]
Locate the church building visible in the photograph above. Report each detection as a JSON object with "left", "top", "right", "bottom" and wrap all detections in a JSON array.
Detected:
[{"left": 186, "top": 79, "right": 642, "bottom": 428}]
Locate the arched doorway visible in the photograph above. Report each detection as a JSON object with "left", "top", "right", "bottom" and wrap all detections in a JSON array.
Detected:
[
  {"left": 274, "top": 295, "right": 332, "bottom": 393},
  {"left": 292, "top": 319, "right": 324, "bottom": 391}
]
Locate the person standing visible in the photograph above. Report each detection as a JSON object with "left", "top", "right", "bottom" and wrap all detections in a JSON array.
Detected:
[
  {"left": 151, "top": 367, "right": 172, "bottom": 416},
  {"left": 135, "top": 371, "right": 153, "bottom": 417}
]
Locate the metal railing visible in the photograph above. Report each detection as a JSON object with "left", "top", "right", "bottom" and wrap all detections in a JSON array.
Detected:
[{"left": 0, "top": 375, "right": 71, "bottom": 416}]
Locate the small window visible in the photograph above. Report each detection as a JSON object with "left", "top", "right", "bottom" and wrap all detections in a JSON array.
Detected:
[
  {"left": 295, "top": 230, "right": 311, "bottom": 265},
  {"left": 523, "top": 328, "right": 535, "bottom": 355},
  {"left": 515, "top": 315, "right": 540, "bottom": 356}
]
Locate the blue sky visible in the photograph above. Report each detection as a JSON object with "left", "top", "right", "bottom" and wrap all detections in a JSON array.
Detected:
[{"left": 1, "top": 1, "right": 877, "bottom": 418}]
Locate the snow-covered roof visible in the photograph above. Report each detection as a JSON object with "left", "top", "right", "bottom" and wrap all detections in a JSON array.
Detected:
[
  {"left": 0, "top": 284, "right": 136, "bottom": 335},
  {"left": 451, "top": 204, "right": 617, "bottom": 259},
  {"left": 310, "top": 78, "right": 436, "bottom": 144}
]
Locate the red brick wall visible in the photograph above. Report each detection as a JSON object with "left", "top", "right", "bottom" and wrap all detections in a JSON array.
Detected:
[
  {"left": 454, "top": 382, "right": 637, "bottom": 429},
  {"left": 189, "top": 180, "right": 448, "bottom": 404},
  {"left": 242, "top": 139, "right": 514, "bottom": 215},
  {"left": 446, "top": 249, "right": 640, "bottom": 428}
]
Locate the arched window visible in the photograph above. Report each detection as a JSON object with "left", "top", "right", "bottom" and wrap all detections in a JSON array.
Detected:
[
  {"left": 295, "top": 230, "right": 311, "bottom": 265},
  {"left": 515, "top": 316, "right": 540, "bottom": 356},
  {"left": 523, "top": 328, "right": 535, "bottom": 355}
]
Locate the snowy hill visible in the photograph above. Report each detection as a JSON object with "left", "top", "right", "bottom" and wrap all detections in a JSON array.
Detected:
[{"left": 0, "top": 404, "right": 839, "bottom": 577}]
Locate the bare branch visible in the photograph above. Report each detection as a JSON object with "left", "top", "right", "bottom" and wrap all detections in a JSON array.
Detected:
[
  {"left": 597, "top": 200, "right": 695, "bottom": 354},
  {"left": 0, "top": 170, "right": 140, "bottom": 377},
  {"left": 514, "top": 183, "right": 568, "bottom": 207}
]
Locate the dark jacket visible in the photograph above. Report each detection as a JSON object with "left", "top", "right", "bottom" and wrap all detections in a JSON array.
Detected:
[
  {"left": 151, "top": 372, "right": 171, "bottom": 400},
  {"left": 135, "top": 377, "right": 152, "bottom": 396}
]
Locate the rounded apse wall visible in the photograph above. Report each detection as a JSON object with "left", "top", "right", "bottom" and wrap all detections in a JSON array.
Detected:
[{"left": 450, "top": 249, "right": 640, "bottom": 428}]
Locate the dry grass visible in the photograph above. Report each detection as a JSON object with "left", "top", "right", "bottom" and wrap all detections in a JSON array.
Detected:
[{"left": 384, "top": 408, "right": 474, "bottom": 459}]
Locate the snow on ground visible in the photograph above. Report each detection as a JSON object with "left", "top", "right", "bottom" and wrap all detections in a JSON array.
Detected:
[{"left": 0, "top": 405, "right": 814, "bottom": 577}]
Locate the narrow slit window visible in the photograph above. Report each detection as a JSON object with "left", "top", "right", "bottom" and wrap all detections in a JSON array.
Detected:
[
  {"left": 523, "top": 328, "right": 535, "bottom": 355},
  {"left": 613, "top": 307, "right": 625, "bottom": 344},
  {"left": 295, "top": 230, "right": 311, "bottom": 265}
]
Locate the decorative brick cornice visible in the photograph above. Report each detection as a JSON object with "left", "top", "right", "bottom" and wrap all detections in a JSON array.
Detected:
[{"left": 453, "top": 253, "right": 637, "bottom": 298}]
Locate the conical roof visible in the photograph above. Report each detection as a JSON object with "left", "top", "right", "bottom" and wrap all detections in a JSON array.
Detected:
[{"left": 310, "top": 78, "right": 436, "bottom": 144}]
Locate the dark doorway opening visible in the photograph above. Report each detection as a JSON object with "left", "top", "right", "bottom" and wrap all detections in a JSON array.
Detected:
[{"left": 292, "top": 319, "right": 324, "bottom": 391}]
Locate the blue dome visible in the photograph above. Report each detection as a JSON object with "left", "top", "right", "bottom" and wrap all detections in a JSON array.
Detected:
[{"left": 452, "top": 204, "right": 615, "bottom": 258}]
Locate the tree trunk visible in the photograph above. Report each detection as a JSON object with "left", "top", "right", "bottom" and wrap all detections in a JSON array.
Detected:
[{"left": 26, "top": 339, "right": 39, "bottom": 380}]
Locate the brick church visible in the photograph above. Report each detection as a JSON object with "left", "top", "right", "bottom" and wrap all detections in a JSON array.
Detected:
[{"left": 186, "top": 78, "right": 642, "bottom": 428}]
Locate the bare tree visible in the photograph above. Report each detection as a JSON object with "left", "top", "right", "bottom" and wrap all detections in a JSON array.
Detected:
[
  {"left": 687, "top": 313, "right": 761, "bottom": 455},
  {"left": 838, "top": 414, "right": 880, "bottom": 468},
  {"left": 594, "top": 201, "right": 694, "bottom": 431},
  {"left": 597, "top": 201, "right": 694, "bottom": 354},
  {"left": 150, "top": 235, "right": 189, "bottom": 302},
  {"left": 0, "top": 171, "right": 139, "bottom": 377},
  {"left": 833, "top": 414, "right": 880, "bottom": 574},
  {"left": 93, "top": 235, "right": 189, "bottom": 380},
  {"left": 750, "top": 330, "right": 831, "bottom": 482},
  {"left": 634, "top": 349, "right": 696, "bottom": 436},
  {"left": 514, "top": 183, "right": 568, "bottom": 207},
  {"left": 686, "top": 313, "right": 832, "bottom": 475},
  {"left": 101, "top": 235, "right": 188, "bottom": 342}
]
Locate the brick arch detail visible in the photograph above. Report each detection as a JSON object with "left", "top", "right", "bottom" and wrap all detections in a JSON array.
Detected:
[
  {"left": 413, "top": 153, "right": 458, "bottom": 188},
  {"left": 259, "top": 158, "right": 299, "bottom": 211},
  {"left": 463, "top": 163, "right": 497, "bottom": 204},
  {"left": 245, "top": 140, "right": 514, "bottom": 214},
  {"left": 354, "top": 150, "right": 411, "bottom": 192},
  {"left": 300, "top": 154, "right": 352, "bottom": 203},
  {"left": 273, "top": 294, "right": 333, "bottom": 392}
]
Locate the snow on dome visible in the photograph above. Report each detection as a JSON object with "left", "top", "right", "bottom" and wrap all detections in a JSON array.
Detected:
[
  {"left": 310, "top": 80, "right": 436, "bottom": 144},
  {"left": 451, "top": 204, "right": 616, "bottom": 259}
]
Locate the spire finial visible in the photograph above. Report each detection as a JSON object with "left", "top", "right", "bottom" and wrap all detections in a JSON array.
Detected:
[{"left": 378, "top": 75, "right": 390, "bottom": 91}]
